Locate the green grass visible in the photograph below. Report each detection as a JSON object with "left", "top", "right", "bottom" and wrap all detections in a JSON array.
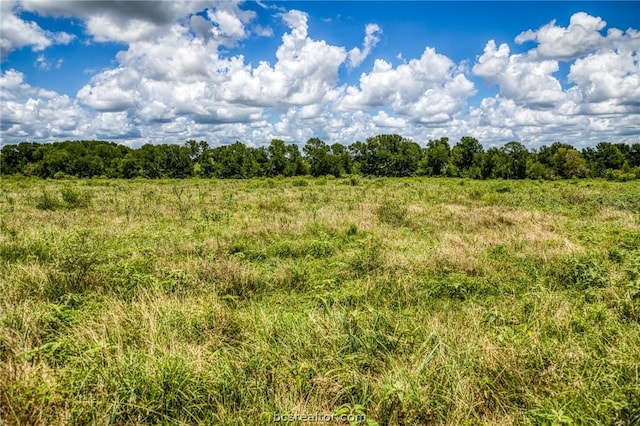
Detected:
[{"left": 1, "top": 176, "right": 639, "bottom": 425}]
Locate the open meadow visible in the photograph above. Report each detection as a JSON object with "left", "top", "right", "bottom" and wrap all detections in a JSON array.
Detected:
[{"left": 1, "top": 176, "right": 639, "bottom": 425}]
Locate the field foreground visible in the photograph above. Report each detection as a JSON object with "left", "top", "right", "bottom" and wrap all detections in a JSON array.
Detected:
[{"left": 1, "top": 177, "right": 639, "bottom": 425}]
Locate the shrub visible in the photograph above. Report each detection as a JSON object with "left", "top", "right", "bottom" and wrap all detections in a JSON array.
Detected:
[
  {"left": 45, "top": 231, "right": 104, "bottom": 300},
  {"left": 349, "top": 238, "right": 384, "bottom": 276},
  {"left": 60, "top": 187, "right": 91, "bottom": 208},
  {"left": 36, "top": 191, "right": 63, "bottom": 211},
  {"left": 376, "top": 199, "right": 408, "bottom": 227}
]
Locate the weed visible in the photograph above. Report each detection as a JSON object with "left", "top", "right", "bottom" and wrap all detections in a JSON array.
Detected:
[
  {"left": 35, "top": 191, "right": 63, "bottom": 210},
  {"left": 376, "top": 199, "right": 408, "bottom": 227},
  {"left": 346, "top": 223, "right": 358, "bottom": 236},
  {"left": 349, "top": 238, "right": 384, "bottom": 277},
  {"left": 60, "top": 187, "right": 92, "bottom": 208},
  {"left": 548, "top": 256, "right": 609, "bottom": 290},
  {"left": 468, "top": 189, "right": 484, "bottom": 200},
  {"left": 45, "top": 231, "right": 104, "bottom": 300}
]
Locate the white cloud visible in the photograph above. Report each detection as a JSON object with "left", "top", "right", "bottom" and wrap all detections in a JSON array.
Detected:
[
  {"left": 20, "top": 0, "right": 213, "bottom": 44},
  {"left": 515, "top": 12, "right": 606, "bottom": 59},
  {"left": 66, "top": 8, "right": 348, "bottom": 141},
  {"left": 348, "top": 23, "right": 382, "bottom": 68},
  {"left": 218, "top": 10, "right": 347, "bottom": 106},
  {"left": 568, "top": 49, "right": 640, "bottom": 112},
  {"left": 473, "top": 40, "right": 566, "bottom": 108},
  {"left": 34, "top": 54, "right": 63, "bottom": 70},
  {"left": 253, "top": 24, "right": 274, "bottom": 37},
  {"left": 0, "top": 2, "right": 75, "bottom": 58},
  {"left": 1, "top": 69, "right": 90, "bottom": 141},
  {"left": 372, "top": 111, "right": 407, "bottom": 128},
  {"left": 77, "top": 67, "right": 140, "bottom": 112},
  {"left": 0, "top": 69, "right": 28, "bottom": 95},
  {"left": 339, "top": 47, "right": 476, "bottom": 123},
  {"left": 0, "top": 69, "right": 149, "bottom": 142},
  {"left": 1, "top": 5, "right": 639, "bottom": 148},
  {"left": 515, "top": 11, "right": 640, "bottom": 60},
  {"left": 469, "top": 11, "right": 640, "bottom": 146}
]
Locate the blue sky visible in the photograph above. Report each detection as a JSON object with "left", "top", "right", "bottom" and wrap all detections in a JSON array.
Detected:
[{"left": 1, "top": 1, "right": 639, "bottom": 148}]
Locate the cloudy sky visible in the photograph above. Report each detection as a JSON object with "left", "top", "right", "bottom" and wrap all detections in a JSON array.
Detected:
[{"left": 1, "top": 1, "right": 639, "bottom": 148}]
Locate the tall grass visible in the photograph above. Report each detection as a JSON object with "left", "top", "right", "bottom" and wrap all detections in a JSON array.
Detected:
[{"left": 1, "top": 177, "right": 639, "bottom": 424}]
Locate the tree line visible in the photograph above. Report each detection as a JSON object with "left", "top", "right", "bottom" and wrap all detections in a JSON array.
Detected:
[{"left": 1, "top": 135, "right": 639, "bottom": 181}]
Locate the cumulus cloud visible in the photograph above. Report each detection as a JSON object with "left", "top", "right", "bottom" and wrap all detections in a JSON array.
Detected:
[
  {"left": 65, "top": 7, "right": 349, "bottom": 142},
  {"left": 1, "top": 5, "right": 639, "bottom": 148},
  {"left": 515, "top": 11, "right": 640, "bottom": 60},
  {"left": 466, "top": 12, "right": 640, "bottom": 146},
  {"left": 218, "top": 10, "right": 347, "bottom": 106},
  {"left": 77, "top": 67, "right": 140, "bottom": 112},
  {"left": 253, "top": 24, "right": 274, "bottom": 37},
  {"left": 568, "top": 49, "right": 640, "bottom": 112},
  {"left": 20, "top": 0, "right": 212, "bottom": 43},
  {"left": 1, "top": 69, "right": 88, "bottom": 140},
  {"left": 515, "top": 12, "right": 607, "bottom": 59},
  {"left": 486, "top": 101, "right": 640, "bottom": 148},
  {"left": 208, "top": 3, "right": 256, "bottom": 46},
  {"left": 0, "top": 1, "right": 74, "bottom": 58},
  {"left": 339, "top": 47, "right": 476, "bottom": 123},
  {"left": 473, "top": 40, "right": 566, "bottom": 108},
  {"left": 34, "top": 54, "right": 63, "bottom": 70},
  {"left": 471, "top": 10, "right": 640, "bottom": 143},
  {"left": 372, "top": 111, "right": 407, "bottom": 128},
  {"left": 348, "top": 23, "right": 382, "bottom": 68}
]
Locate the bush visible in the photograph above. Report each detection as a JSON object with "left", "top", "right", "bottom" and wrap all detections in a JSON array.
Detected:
[
  {"left": 605, "top": 169, "right": 636, "bottom": 182},
  {"left": 36, "top": 191, "right": 63, "bottom": 210},
  {"left": 376, "top": 199, "right": 408, "bottom": 227},
  {"left": 60, "top": 187, "right": 91, "bottom": 208}
]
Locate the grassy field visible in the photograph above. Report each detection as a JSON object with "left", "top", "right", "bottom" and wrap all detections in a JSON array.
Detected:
[{"left": 1, "top": 176, "right": 639, "bottom": 425}]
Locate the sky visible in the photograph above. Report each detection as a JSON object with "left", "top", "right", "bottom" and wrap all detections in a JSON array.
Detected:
[{"left": 1, "top": 1, "right": 639, "bottom": 149}]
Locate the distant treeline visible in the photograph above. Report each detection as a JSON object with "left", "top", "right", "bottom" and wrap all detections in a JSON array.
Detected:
[{"left": 1, "top": 135, "right": 639, "bottom": 180}]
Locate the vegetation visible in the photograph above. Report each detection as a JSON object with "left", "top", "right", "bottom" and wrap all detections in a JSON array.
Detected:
[
  {"left": 1, "top": 176, "right": 639, "bottom": 424},
  {"left": 2, "top": 136, "right": 639, "bottom": 181}
]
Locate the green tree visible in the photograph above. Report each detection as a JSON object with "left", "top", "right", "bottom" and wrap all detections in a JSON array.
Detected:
[
  {"left": 538, "top": 142, "right": 574, "bottom": 178},
  {"left": 359, "top": 134, "right": 422, "bottom": 177},
  {"left": 481, "top": 147, "right": 501, "bottom": 179},
  {"left": 348, "top": 141, "right": 366, "bottom": 174},
  {"left": 420, "top": 137, "right": 450, "bottom": 176},
  {"left": 561, "top": 148, "right": 588, "bottom": 178},
  {"left": 499, "top": 141, "right": 529, "bottom": 179},
  {"left": 594, "top": 142, "right": 626, "bottom": 175},
  {"left": 208, "top": 142, "right": 261, "bottom": 178},
  {"left": 451, "top": 136, "right": 483, "bottom": 177},
  {"left": 526, "top": 160, "right": 548, "bottom": 180},
  {"left": 331, "top": 143, "right": 353, "bottom": 175},
  {"left": 118, "top": 152, "right": 143, "bottom": 178},
  {"left": 304, "top": 138, "right": 341, "bottom": 177},
  {"left": 161, "top": 145, "right": 193, "bottom": 178},
  {"left": 284, "top": 144, "right": 308, "bottom": 176},
  {"left": 629, "top": 143, "right": 640, "bottom": 168},
  {"left": 267, "top": 139, "right": 288, "bottom": 177}
]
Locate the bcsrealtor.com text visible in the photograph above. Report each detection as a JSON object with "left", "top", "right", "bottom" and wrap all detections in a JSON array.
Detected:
[{"left": 273, "top": 412, "right": 367, "bottom": 423}]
